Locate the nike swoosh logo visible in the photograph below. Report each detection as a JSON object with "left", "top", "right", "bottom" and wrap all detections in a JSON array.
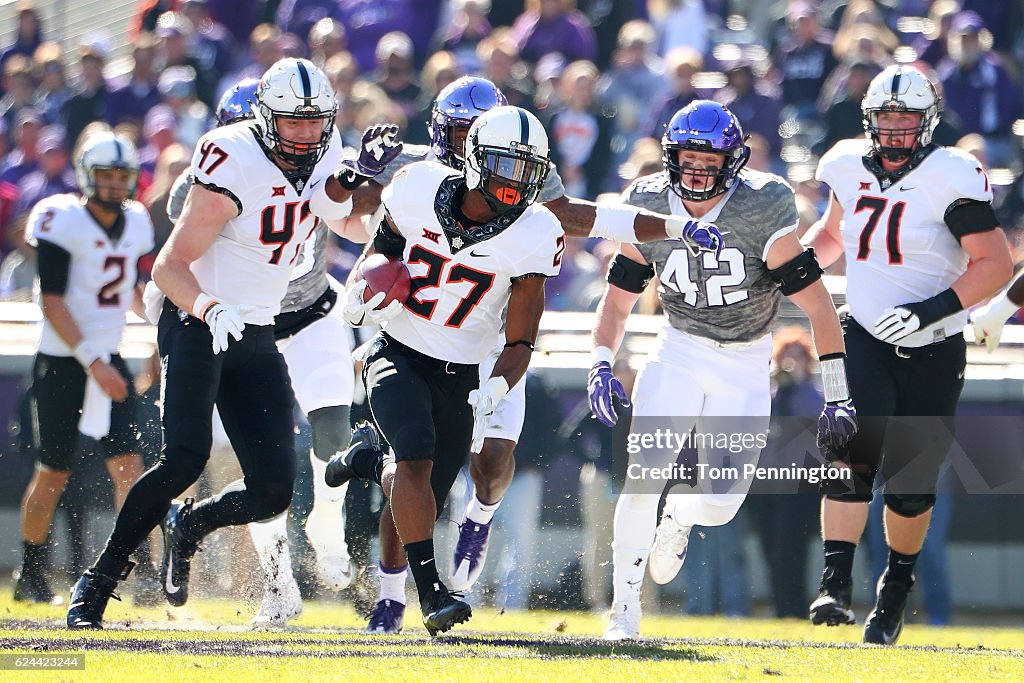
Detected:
[
  {"left": 469, "top": 250, "right": 488, "bottom": 257},
  {"left": 898, "top": 186, "right": 914, "bottom": 192},
  {"left": 309, "top": 179, "right": 321, "bottom": 189},
  {"left": 165, "top": 554, "right": 181, "bottom": 594},
  {"left": 420, "top": 558, "right": 434, "bottom": 566}
]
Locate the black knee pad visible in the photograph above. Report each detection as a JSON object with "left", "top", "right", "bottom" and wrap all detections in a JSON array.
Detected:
[
  {"left": 883, "top": 492, "right": 935, "bottom": 518},
  {"left": 824, "top": 491, "right": 873, "bottom": 503},
  {"left": 308, "top": 405, "right": 351, "bottom": 462},
  {"left": 249, "top": 481, "right": 295, "bottom": 518}
]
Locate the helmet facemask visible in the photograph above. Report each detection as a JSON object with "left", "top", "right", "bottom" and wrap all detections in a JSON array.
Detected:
[
  {"left": 663, "top": 141, "right": 749, "bottom": 202},
  {"left": 470, "top": 141, "right": 550, "bottom": 213},
  {"left": 261, "top": 107, "right": 336, "bottom": 171},
  {"left": 864, "top": 106, "right": 932, "bottom": 163},
  {"left": 88, "top": 166, "right": 139, "bottom": 210}
]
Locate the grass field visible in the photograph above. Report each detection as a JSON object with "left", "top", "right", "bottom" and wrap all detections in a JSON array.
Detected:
[{"left": 0, "top": 591, "right": 1022, "bottom": 681}]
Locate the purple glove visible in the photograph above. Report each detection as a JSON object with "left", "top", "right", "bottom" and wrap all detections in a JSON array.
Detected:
[
  {"left": 817, "top": 399, "right": 858, "bottom": 460},
  {"left": 354, "top": 124, "right": 403, "bottom": 177},
  {"left": 681, "top": 219, "right": 723, "bottom": 258},
  {"left": 588, "top": 361, "right": 630, "bottom": 428}
]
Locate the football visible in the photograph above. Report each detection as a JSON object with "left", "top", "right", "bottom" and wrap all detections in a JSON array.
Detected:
[{"left": 357, "top": 254, "right": 411, "bottom": 309}]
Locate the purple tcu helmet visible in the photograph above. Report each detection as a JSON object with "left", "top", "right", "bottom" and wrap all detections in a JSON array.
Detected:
[
  {"left": 430, "top": 76, "right": 507, "bottom": 169},
  {"left": 662, "top": 100, "right": 749, "bottom": 202},
  {"left": 216, "top": 78, "right": 260, "bottom": 126}
]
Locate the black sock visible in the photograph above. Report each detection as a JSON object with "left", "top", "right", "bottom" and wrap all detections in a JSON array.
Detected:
[
  {"left": 405, "top": 539, "right": 442, "bottom": 605},
  {"left": 351, "top": 448, "right": 384, "bottom": 485},
  {"left": 886, "top": 549, "right": 918, "bottom": 585},
  {"left": 22, "top": 541, "right": 47, "bottom": 573},
  {"left": 823, "top": 540, "right": 856, "bottom": 587}
]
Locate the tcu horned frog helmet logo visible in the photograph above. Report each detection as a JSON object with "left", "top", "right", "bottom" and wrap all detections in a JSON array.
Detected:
[{"left": 252, "top": 58, "right": 337, "bottom": 170}]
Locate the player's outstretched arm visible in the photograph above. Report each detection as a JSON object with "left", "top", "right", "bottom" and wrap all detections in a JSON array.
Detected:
[
  {"left": 801, "top": 192, "right": 845, "bottom": 269},
  {"left": 972, "top": 270, "right": 1024, "bottom": 352},
  {"left": 544, "top": 194, "right": 722, "bottom": 254}
]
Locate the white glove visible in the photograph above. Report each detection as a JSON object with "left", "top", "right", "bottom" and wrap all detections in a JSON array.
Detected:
[
  {"left": 342, "top": 280, "right": 403, "bottom": 327},
  {"left": 872, "top": 306, "right": 921, "bottom": 343},
  {"left": 467, "top": 376, "right": 510, "bottom": 453},
  {"left": 195, "top": 293, "right": 245, "bottom": 354},
  {"left": 971, "top": 294, "right": 1020, "bottom": 353},
  {"left": 142, "top": 280, "right": 165, "bottom": 325}
]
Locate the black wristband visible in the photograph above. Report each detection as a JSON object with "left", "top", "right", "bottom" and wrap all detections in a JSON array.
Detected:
[
  {"left": 336, "top": 168, "right": 373, "bottom": 191},
  {"left": 504, "top": 340, "right": 535, "bottom": 351},
  {"left": 818, "top": 352, "right": 846, "bottom": 362},
  {"left": 905, "top": 288, "right": 963, "bottom": 328}
]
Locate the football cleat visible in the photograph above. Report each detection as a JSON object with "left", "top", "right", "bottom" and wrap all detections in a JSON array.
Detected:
[
  {"left": 251, "top": 578, "right": 303, "bottom": 629},
  {"left": 603, "top": 600, "right": 641, "bottom": 641},
  {"left": 159, "top": 498, "right": 201, "bottom": 607},
  {"left": 67, "top": 569, "right": 122, "bottom": 630},
  {"left": 863, "top": 570, "right": 913, "bottom": 645},
  {"left": 13, "top": 565, "right": 56, "bottom": 604},
  {"left": 450, "top": 519, "right": 492, "bottom": 591},
  {"left": 365, "top": 599, "right": 405, "bottom": 634},
  {"left": 648, "top": 513, "right": 691, "bottom": 585},
  {"left": 325, "top": 421, "right": 383, "bottom": 488},
  {"left": 809, "top": 567, "right": 856, "bottom": 626},
  {"left": 420, "top": 584, "right": 472, "bottom": 636}
]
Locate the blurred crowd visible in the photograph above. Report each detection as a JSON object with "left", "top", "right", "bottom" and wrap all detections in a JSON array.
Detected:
[{"left": 0, "top": 0, "right": 1023, "bottom": 310}]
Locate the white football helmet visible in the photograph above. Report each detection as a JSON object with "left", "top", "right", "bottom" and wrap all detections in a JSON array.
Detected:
[
  {"left": 253, "top": 57, "right": 337, "bottom": 170},
  {"left": 861, "top": 64, "right": 940, "bottom": 161},
  {"left": 464, "top": 105, "right": 550, "bottom": 212},
  {"left": 75, "top": 131, "right": 140, "bottom": 208}
]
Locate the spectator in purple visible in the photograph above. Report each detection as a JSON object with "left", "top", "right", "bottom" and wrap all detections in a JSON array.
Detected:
[
  {"left": 477, "top": 29, "right": 534, "bottom": 111},
  {"left": 205, "top": 0, "right": 262, "bottom": 47},
  {"left": 912, "top": 0, "right": 958, "bottom": 68},
  {"left": 0, "top": 56, "right": 38, "bottom": 134},
  {"left": 960, "top": 0, "right": 1024, "bottom": 57},
  {"left": 512, "top": 0, "right": 597, "bottom": 65},
  {"left": 776, "top": 0, "right": 838, "bottom": 117},
  {"left": 373, "top": 32, "right": 421, "bottom": 122},
  {"left": 12, "top": 126, "right": 76, "bottom": 222},
  {"left": 0, "top": 110, "right": 42, "bottom": 186},
  {"left": 155, "top": 12, "right": 216, "bottom": 107},
  {"left": 818, "top": 60, "right": 879, "bottom": 154},
  {"left": 104, "top": 32, "right": 161, "bottom": 128},
  {"left": 214, "top": 23, "right": 283, "bottom": 108},
  {"left": 597, "top": 20, "right": 665, "bottom": 176},
  {"left": 714, "top": 56, "right": 783, "bottom": 160},
  {"left": 32, "top": 42, "right": 71, "bottom": 127},
  {"left": 139, "top": 105, "right": 178, "bottom": 187},
  {"left": 181, "top": 0, "right": 238, "bottom": 96},
  {"left": 60, "top": 41, "right": 109, "bottom": 151},
  {"left": 275, "top": 0, "right": 337, "bottom": 50},
  {"left": 654, "top": 0, "right": 710, "bottom": 59},
  {"left": 308, "top": 18, "right": 347, "bottom": 67},
  {"left": 332, "top": 0, "right": 415, "bottom": 74},
  {"left": 645, "top": 46, "right": 704, "bottom": 139},
  {"left": 0, "top": 2, "right": 44, "bottom": 96},
  {"left": 939, "top": 11, "right": 1022, "bottom": 168},
  {"left": 438, "top": 0, "right": 493, "bottom": 74}
]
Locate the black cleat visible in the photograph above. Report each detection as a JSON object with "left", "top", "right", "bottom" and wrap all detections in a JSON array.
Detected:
[
  {"left": 160, "top": 499, "right": 201, "bottom": 607},
  {"left": 325, "top": 421, "right": 383, "bottom": 488},
  {"left": 420, "top": 585, "right": 472, "bottom": 637},
  {"left": 67, "top": 569, "right": 125, "bottom": 630},
  {"left": 13, "top": 566, "right": 56, "bottom": 604},
  {"left": 864, "top": 571, "right": 913, "bottom": 645},
  {"left": 810, "top": 567, "right": 855, "bottom": 626}
]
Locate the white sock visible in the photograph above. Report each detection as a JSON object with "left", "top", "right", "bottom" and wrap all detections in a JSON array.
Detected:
[
  {"left": 248, "top": 512, "right": 295, "bottom": 588},
  {"left": 306, "top": 451, "right": 350, "bottom": 559},
  {"left": 611, "top": 543, "right": 649, "bottom": 606},
  {"left": 378, "top": 563, "right": 408, "bottom": 605},
  {"left": 464, "top": 495, "right": 501, "bottom": 525}
]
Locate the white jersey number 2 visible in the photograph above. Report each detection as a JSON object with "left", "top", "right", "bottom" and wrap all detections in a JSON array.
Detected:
[{"left": 661, "top": 247, "right": 748, "bottom": 307}]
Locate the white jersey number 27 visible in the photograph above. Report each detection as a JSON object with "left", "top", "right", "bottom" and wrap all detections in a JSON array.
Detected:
[{"left": 661, "top": 247, "right": 748, "bottom": 307}]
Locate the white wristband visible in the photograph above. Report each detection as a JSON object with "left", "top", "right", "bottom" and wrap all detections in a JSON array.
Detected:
[
  {"left": 592, "top": 204, "right": 640, "bottom": 243},
  {"left": 73, "top": 340, "right": 102, "bottom": 369},
  {"left": 820, "top": 356, "right": 850, "bottom": 403},
  {"left": 192, "top": 292, "right": 217, "bottom": 320},
  {"left": 988, "top": 293, "right": 1022, "bottom": 321},
  {"left": 309, "top": 176, "right": 354, "bottom": 220},
  {"left": 591, "top": 345, "right": 615, "bottom": 366}
]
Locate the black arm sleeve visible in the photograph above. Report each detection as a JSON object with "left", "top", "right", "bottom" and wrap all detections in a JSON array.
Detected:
[
  {"left": 36, "top": 239, "right": 71, "bottom": 295},
  {"left": 372, "top": 216, "right": 407, "bottom": 258},
  {"left": 607, "top": 253, "right": 655, "bottom": 293},
  {"left": 944, "top": 199, "right": 1000, "bottom": 241}
]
